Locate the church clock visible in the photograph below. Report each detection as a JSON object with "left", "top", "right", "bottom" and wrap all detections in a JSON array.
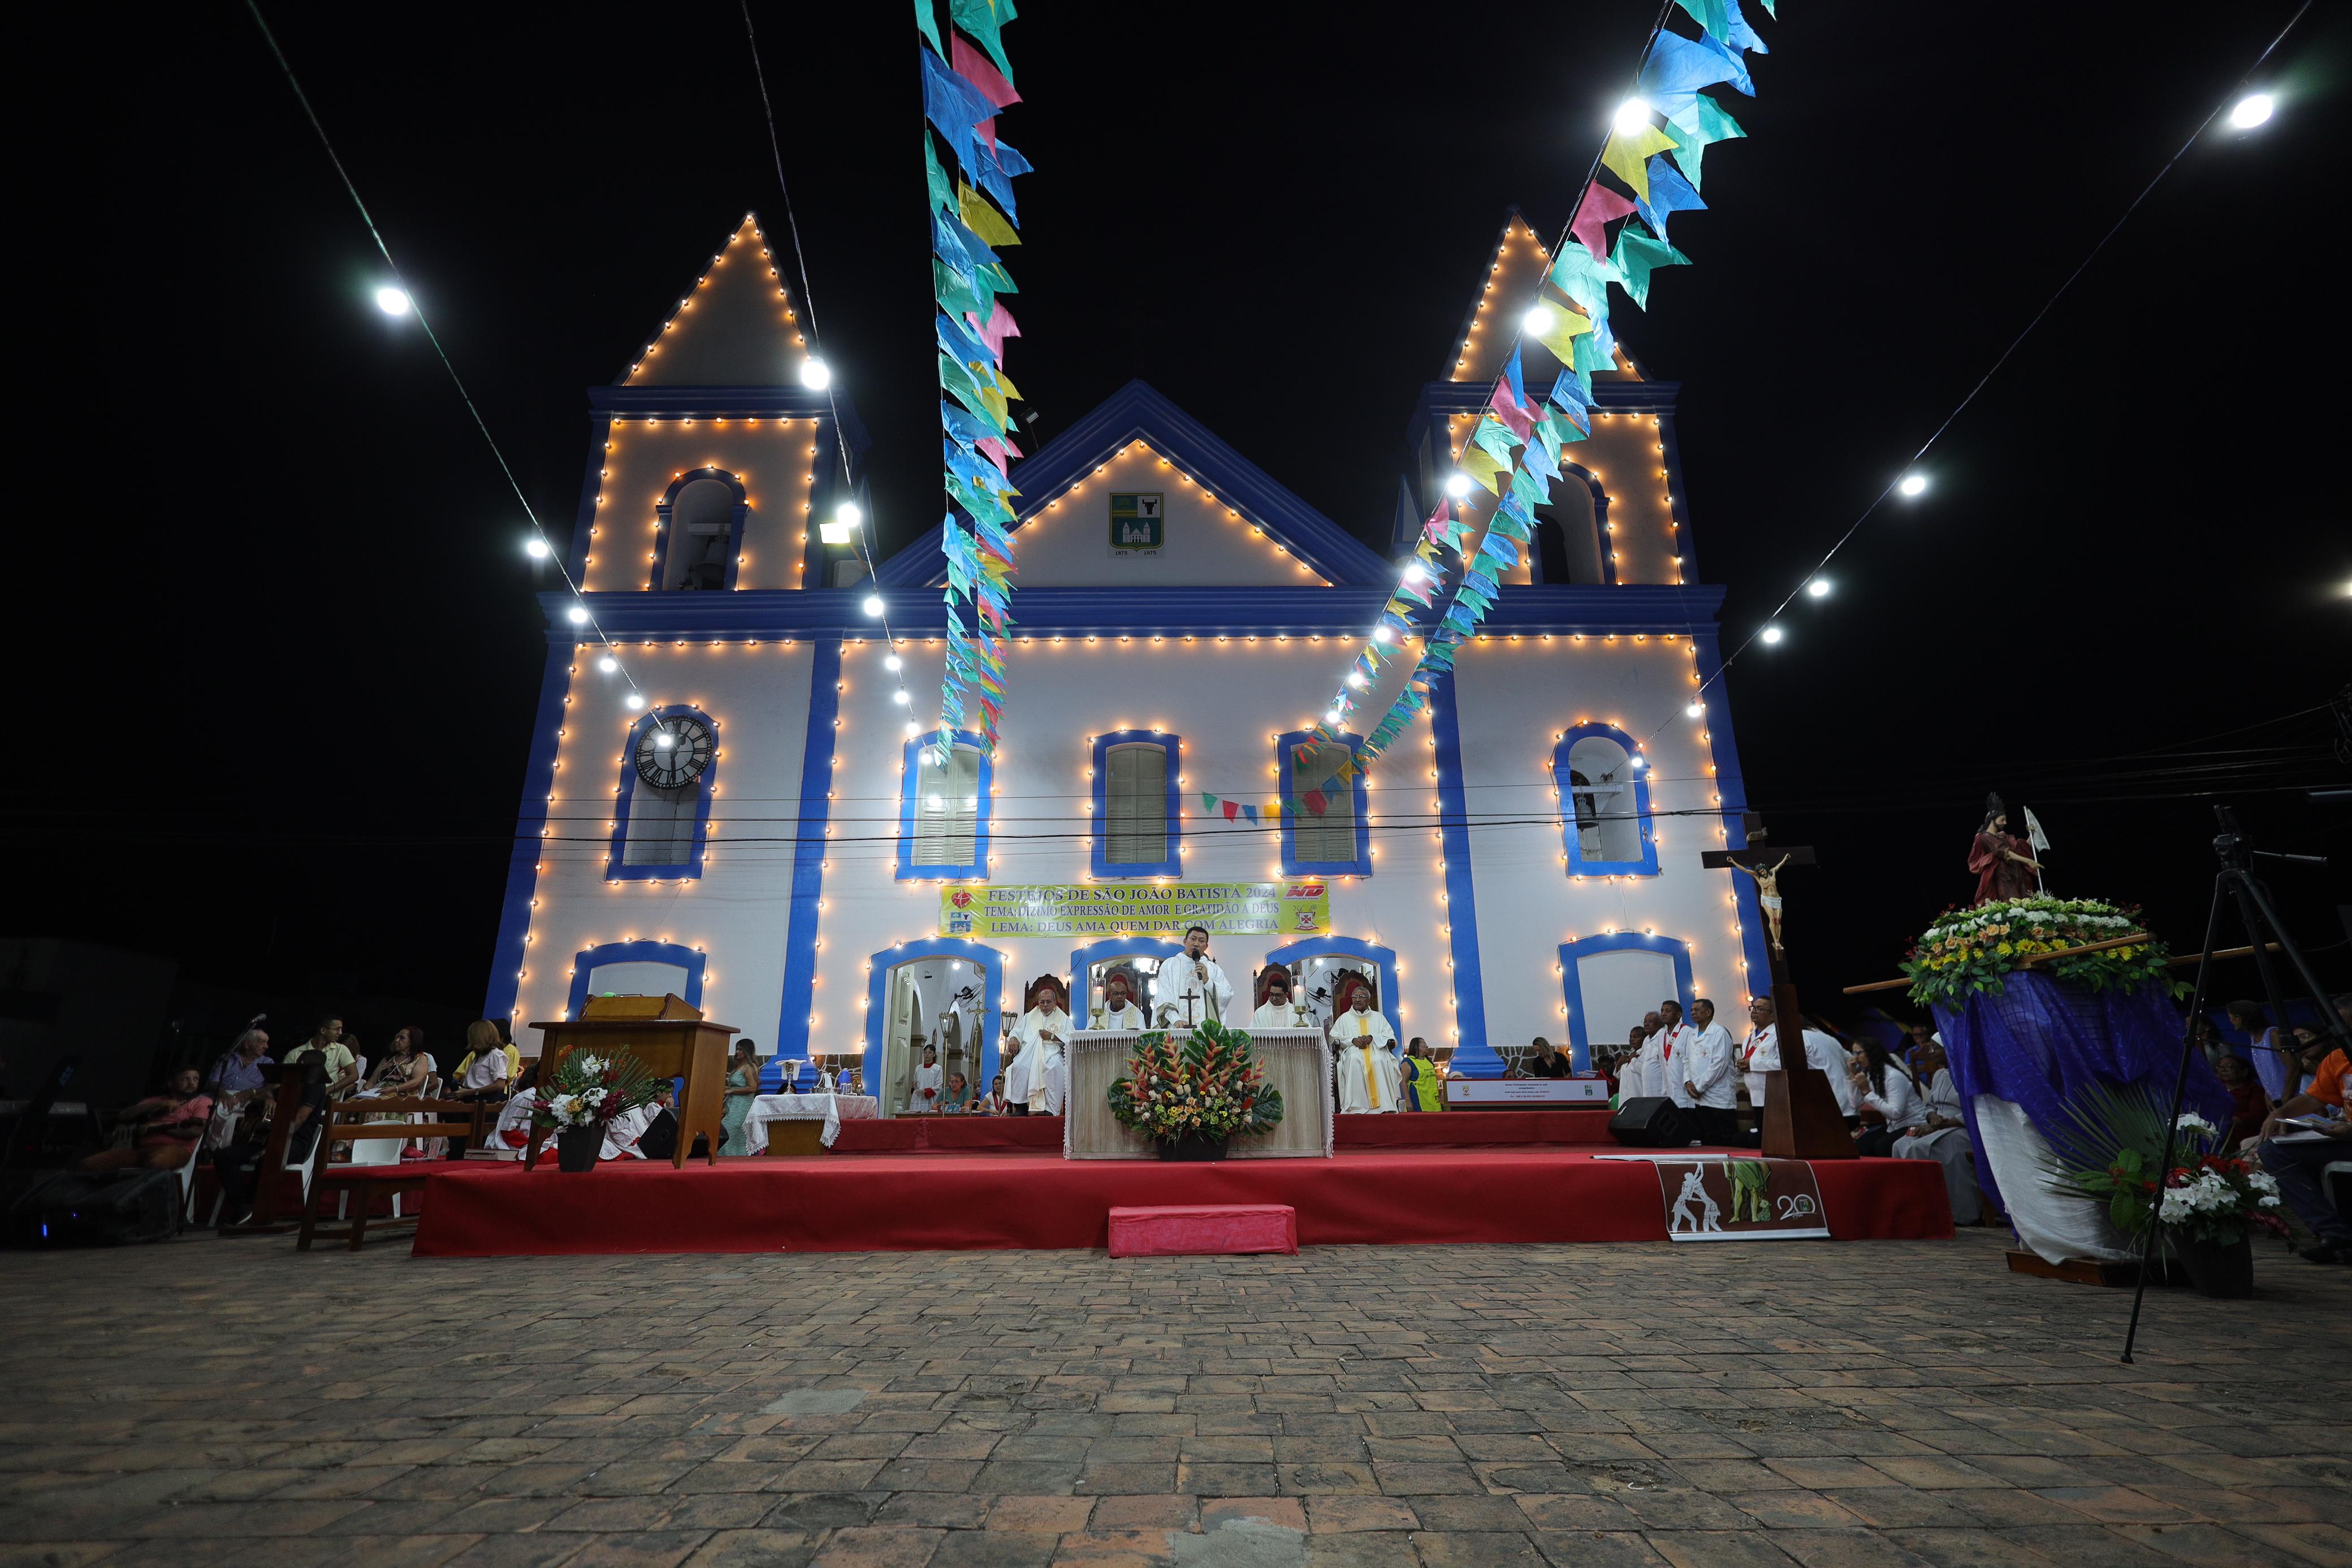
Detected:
[{"left": 633, "top": 716, "right": 714, "bottom": 791}]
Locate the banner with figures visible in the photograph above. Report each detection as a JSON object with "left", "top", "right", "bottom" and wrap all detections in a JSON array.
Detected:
[
  {"left": 1303, "top": 0, "right": 1776, "bottom": 766},
  {"left": 1595, "top": 1154, "right": 1831, "bottom": 1241},
  {"left": 938, "top": 881, "right": 1330, "bottom": 939},
  {"left": 919, "top": 0, "right": 1030, "bottom": 759}
]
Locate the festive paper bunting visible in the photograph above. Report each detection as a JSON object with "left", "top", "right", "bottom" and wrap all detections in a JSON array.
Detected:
[
  {"left": 1664, "top": 95, "right": 1745, "bottom": 189},
  {"left": 915, "top": 0, "right": 944, "bottom": 57},
  {"left": 1488, "top": 378, "right": 1534, "bottom": 440},
  {"left": 1568, "top": 181, "right": 1638, "bottom": 266},
  {"left": 1610, "top": 223, "right": 1689, "bottom": 309},
  {"left": 1546, "top": 240, "right": 1618, "bottom": 317},
  {"left": 1530, "top": 305, "right": 1596, "bottom": 365},
  {"left": 958, "top": 183, "right": 1019, "bottom": 245},
  {"left": 1471, "top": 414, "right": 1521, "bottom": 465},
  {"left": 918, "top": 46, "right": 995, "bottom": 172},
  {"left": 948, "top": 0, "right": 1017, "bottom": 85},
  {"left": 1600, "top": 122, "right": 1680, "bottom": 203},
  {"left": 1635, "top": 155, "right": 1706, "bottom": 243},
  {"left": 1638, "top": 29, "right": 1747, "bottom": 108},
  {"left": 924, "top": 134, "right": 956, "bottom": 215},
  {"left": 950, "top": 32, "right": 1020, "bottom": 109}
]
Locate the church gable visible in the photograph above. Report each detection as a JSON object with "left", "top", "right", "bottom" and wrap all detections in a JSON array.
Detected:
[
  {"left": 877, "top": 380, "right": 1392, "bottom": 590},
  {"left": 620, "top": 215, "right": 816, "bottom": 387},
  {"left": 1445, "top": 210, "right": 1644, "bottom": 387}
]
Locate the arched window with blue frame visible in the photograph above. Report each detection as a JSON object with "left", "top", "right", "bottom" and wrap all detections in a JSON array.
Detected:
[
  {"left": 1089, "top": 729, "right": 1181, "bottom": 877},
  {"left": 897, "top": 730, "right": 993, "bottom": 881},
  {"left": 1278, "top": 729, "right": 1370, "bottom": 877},
  {"left": 1558, "top": 932, "right": 1693, "bottom": 1071},
  {"left": 1553, "top": 722, "right": 1657, "bottom": 877},
  {"left": 566, "top": 939, "right": 707, "bottom": 1019},
  {"left": 607, "top": 705, "right": 720, "bottom": 881},
  {"left": 651, "top": 467, "right": 749, "bottom": 592}
]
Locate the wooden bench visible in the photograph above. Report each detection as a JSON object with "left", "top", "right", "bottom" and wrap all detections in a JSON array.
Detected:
[{"left": 297, "top": 1097, "right": 487, "bottom": 1251}]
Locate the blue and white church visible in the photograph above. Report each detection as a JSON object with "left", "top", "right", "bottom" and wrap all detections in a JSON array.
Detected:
[{"left": 486, "top": 212, "right": 1774, "bottom": 1112}]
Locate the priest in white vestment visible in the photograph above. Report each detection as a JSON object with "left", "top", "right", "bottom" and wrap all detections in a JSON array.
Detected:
[
  {"left": 1005, "top": 974, "right": 1072, "bottom": 1115},
  {"left": 1152, "top": 926, "right": 1234, "bottom": 1029},
  {"left": 1328, "top": 972, "right": 1402, "bottom": 1114},
  {"left": 1096, "top": 967, "right": 1149, "bottom": 1031},
  {"left": 1249, "top": 965, "right": 1309, "bottom": 1030}
]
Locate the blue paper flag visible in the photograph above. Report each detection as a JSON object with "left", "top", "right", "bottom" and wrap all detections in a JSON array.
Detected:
[
  {"left": 1635, "top": 155, "right": 1706, "bottom": 244},
  {"left": 918, "top": 46, "right": 995, "bottom": 173}
]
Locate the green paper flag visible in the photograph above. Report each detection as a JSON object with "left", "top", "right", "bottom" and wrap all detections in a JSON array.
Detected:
[
  {"left": 1471, "top": 414, "right": 1521, "bottom": 465},
  {"left": 1547, "top": 243, "right": 1619, "bottom": 317},
  {"left": 924, "top": 133, "right": 955, "bottom": 216},
  {"left": 1665, "top": 96, "right": 1747, "bottom": 189},
  {"left": 1611, "top": 225, "right": 1690, "bottom": 309},
  {"left": 949, "top": 0, "right": 1016, "bottom": 85},
  {"left": 915, "top": 0, "right": 944, "bottom": 57}
]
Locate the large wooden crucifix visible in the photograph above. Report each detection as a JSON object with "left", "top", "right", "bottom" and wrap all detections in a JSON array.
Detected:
[{"left": 1701, "top": 813, "right": 1847, "bottom": 1160}]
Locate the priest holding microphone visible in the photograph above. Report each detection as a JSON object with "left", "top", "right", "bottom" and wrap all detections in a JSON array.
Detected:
[{"left": 1153, "top": 925, "right": 1234, "bottom": 1029}]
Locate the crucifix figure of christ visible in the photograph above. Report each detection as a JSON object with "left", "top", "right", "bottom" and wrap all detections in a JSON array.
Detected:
[{"left": 1701, "top": 814, "right": 1847, "bottom": 1160}]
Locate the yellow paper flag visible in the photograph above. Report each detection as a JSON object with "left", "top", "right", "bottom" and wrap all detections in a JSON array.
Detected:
[
  {"left": 1458, "top": 443, "right": 1509, "bottom": 493},
  {"left": 958, "top": 183, "right": 1021, "bottom": 248},
  {"left": 1532, "top": 306, "right": 1596, "bottom": 363},
  {"left": 1599, "top": 124, "right": 1678, "bottom": 203}
]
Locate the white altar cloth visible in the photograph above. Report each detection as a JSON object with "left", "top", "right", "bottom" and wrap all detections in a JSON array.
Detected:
[{"left": 743, "top": 1093, "right": 879, "bottom": 1150}]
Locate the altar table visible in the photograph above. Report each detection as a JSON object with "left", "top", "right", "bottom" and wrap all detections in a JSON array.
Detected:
[
  {"left": 745, "top": 1093, "right": 879, "bottom": 1154},
  {"left": 1063, "top": 1028, "right": 1334, "bottom": 1159}
]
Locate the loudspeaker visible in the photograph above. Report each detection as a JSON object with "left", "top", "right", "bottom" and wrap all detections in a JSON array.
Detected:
[
  {"left": 1609, "top": 1096, "right": 1690, "bottom": 1149},
  {"left": 2, "top": 1168, "right": 183, "bottom": 1248}
]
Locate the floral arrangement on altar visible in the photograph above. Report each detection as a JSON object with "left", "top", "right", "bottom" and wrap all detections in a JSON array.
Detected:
[
  {"left": 1901, "top": 895, "right": 2180, "bottom": 1006},
  {"left": 530, "top": 1051, "right": 659, "bottom": 1132},
  {"left": 2044, "top": 1082, "right": 2284, "bottom": 1249},
  {"left": 1106, "top": 1019, "right": 1285, "bottom": 1146}
]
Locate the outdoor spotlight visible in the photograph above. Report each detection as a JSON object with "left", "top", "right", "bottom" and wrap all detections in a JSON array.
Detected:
[
  {"left": 818, "top": 520, "right": 851, "bottom": 545},
  {"left": 1806, "top": 578, "right": 1831, "bottom": 597},
  {"left": 1761, "top": 625, "right": 1784, "bottom": 644},
  {"left": 799, "top": 357, "right": 832, "bottom": 389},
  {"left": 1631, "top": 756, "right": 1646, "bottom": 770},
  {"left": 525, "top": 538, "right": 551, "bottom": 560},
  {"left": 374, "top": 285, "right": 412, "bottom": 316},
  {"left": 566, "top": 604, "right": 590, "bottom": 624},
  {"left": 1612, "top": 98, "right": 1652, "bottom": 136},
  {"left": 862, "top": 593, "right": 885, "bottom": 616},
  {"left": 2229, "top": 93, "right": 2275, "bottom": 129},
  {"left": 1444, "top": 473, "right": 1473, "bottom": 499},
  {"left": 1897, "top": 474, "right": 1929, "bottom": 498}
]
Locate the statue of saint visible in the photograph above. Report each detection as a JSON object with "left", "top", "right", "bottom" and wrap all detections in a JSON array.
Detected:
[{"left": 1968, "top": 793, "right": 2040, "bottom": 906}]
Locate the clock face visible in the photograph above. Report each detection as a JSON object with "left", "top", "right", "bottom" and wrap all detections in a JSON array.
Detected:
[{"left": 634, "top": 717, "right": 714, "bottom": 790}]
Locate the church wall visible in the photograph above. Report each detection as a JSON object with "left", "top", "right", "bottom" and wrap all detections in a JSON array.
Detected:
[
  {"left": 580, "top": 418, "right": 823, "bottom": 593},
  {"left": 509, "top": 639, "right": 815, "bottom": 1056},
  {"left": 1448, "top": 634, "right": 1754, "bottom": 1066},
  {"left": 1005, "top": 441, "right": 1335, "bottom": 589},
  {"left": 808, "top": 637, "right": 1454, "bottom": 1076}
]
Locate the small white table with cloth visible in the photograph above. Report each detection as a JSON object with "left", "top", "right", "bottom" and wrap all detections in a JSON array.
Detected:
[{"left": 745, "top": 1093, "right": 880, "bottom": 1154}]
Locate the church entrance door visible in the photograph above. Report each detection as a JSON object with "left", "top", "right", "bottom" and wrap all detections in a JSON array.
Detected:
[{"left": 877, "top": 957, "right": 988, "bottom": 1115}]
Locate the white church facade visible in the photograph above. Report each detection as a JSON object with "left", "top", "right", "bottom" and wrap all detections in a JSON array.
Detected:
[{"left": 485, "top": 213, "right": 1774, "bottom": 1107}]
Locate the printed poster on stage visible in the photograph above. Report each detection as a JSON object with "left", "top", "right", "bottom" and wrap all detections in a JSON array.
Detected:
[
  {"left": 1601, "top": 1156, "right": 1830, "bottom": 1242},
  {"left": 940, "top": 881, "right": 1328, "bottom": 939}
]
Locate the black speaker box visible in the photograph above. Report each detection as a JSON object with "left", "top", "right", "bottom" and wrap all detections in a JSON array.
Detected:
[
  {"left": 2, "top": 1168, "right": 183, "bottom": 1248},
  {"left": 1608, "top": 1096, "right": 1691, "bottom": 1149}
]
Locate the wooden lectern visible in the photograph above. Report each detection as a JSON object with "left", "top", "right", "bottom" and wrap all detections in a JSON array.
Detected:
[
  {"left": 1761, "top": 1065, "right": 1858, "bottom": 1160},
  {"left": 526, "top": 994, "right": 733, "bottom": 1170}
]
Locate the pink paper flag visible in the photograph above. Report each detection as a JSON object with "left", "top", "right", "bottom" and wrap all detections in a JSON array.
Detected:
[
  {"left": 1569, "top": 181, "right": 1638, "bottom": 266},
  {"left": 1222, "top": 799, "right": 1239, "bottom": 822},
  {"left": 952, "top": 36, "right": 1022, "bottom": 110},
  {"left": 1422, "top": 500, "right": 1451, "bottom": 545},
  {"left": 974, "top": 299, "right": 1022, "bottom": 359},
  {"left": 1489, "top": 380, "right": 1535, "bottom": 440}
]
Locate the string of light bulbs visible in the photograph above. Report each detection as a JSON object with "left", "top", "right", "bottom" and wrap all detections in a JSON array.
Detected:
[{"left": 1631, "top": 0, "right": 2314, "bottom": 752}]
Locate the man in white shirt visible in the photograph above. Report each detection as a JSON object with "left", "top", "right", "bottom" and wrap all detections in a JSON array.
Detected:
[
  {"left": 282, "top": 1017, "right": 361, "bottom": 1098},
  {"left": 1005, "top": 976, "right": 1072, "bottom": 1116},
  {"left": 1740, "top": 998, "right": 1856, "bottom": 1129},
  {"left": 1328, "top": 974, "right": 1401, "bottom": 1114},
  {"left": 1153, "top": 926, "right": 1234, "bottom": 1029},
  {"left": 1627, "top": 1011, "right": 1666, "bottom": 1099},
  {"left": 1652, "top": 1000, "right": 1694, "bottom": 1103},
  {"left": 1740, "top": 997, "right": 1782, "bottom": 1118},
  {"left": 1250, "top": 966, "right": 1307, "bottom": 1029},
  {"left": 1096, "top": 968, "right": 1149, "bottom": 1031},
  {"left": 1679, "top": 999, "right": 1739, "bottom": 1145}
]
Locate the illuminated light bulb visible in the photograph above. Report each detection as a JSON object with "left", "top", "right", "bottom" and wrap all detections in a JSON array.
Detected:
[
  {"left": 1806, "top": 578, "right": 1831, "bottom": 598},
  {"left": 927, "top": 794, "right": 944, "bottom": 809},
  {"left": 2229, "top": 92, "right": 2275, "bottom": 129},
  {"left": 1685, "top": 701, "right": 1704, "bottom": 718},
  {"left": 861, "top": 594, "right": 885, "bottom": 616},
  {"left": 524, "top": 538, "right": 550, "bottom": 560},
  {"left": 597, "top": 655, "right": 618, "bottom": 674},
  {"left": 1521, "top": 306, "right": 1557, "bottom": 339},
  {"left": 625, "top": 694, "right": 646, "bottom": 710},
  {"left": 1346, "top": 673, "right": 1367, "bottom": 689},
  {"left": 1612, "top": 97, "right": 1652, "bottom": 136},
  {"left": 374, "top": 285, "right": 412, "bottom": 316},
  {"left": 1897, "top": 473, "right": 1929, "bottom": 498},
  {"left": 653, "top": 731, "right": 674, "bottom": 748},
  {"left": 1373, "top": 626, "right": 1395, "bottom": 644},
  {"left": 903, "top": 720, "right": 921, "bottom": 737},
  {"left": 566, "top": 605, "right": 590, "bottom": 624},
  {"left": 884, "top": 654, "right": 903, "bottom": 673},
  {"left": 1444, "top": 473, "right": 1473, "bottom": 499},
  {"left": 1630, "top": 755, "right": 1646, "bottom": 770},
  {"left": 1761, "top": 625, "right": 1784, "bottom": 645},
  {"left": 892, "top": 688, "right": 910, "bottom": 705},
  {"left": 1325, "top": 708, "right": 1344, "bottom": 725},
  {"left": 799, "top": 357, "right": 832, "bottom": 389}
]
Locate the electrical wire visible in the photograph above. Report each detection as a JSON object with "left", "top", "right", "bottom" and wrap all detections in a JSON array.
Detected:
[{"left": 1641, "top": 0, "right": 2318, "bottom": 751}]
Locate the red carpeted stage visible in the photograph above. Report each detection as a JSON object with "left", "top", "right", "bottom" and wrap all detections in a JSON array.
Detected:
[{"left": 410, "top": 1133, "right": 1952, "bottom": 1258}]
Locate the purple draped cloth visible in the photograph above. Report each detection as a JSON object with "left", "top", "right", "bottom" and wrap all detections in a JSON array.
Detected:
[{"left": 1930, "top": 973, "right": 2228, "bottom": 1216}]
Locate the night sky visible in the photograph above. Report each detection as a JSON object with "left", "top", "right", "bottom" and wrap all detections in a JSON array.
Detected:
[{"left": 21, "top": 3, "right": 2348, "bottom": 1029}]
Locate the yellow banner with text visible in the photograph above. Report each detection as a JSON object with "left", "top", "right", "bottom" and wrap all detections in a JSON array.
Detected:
[{"left": 938, "top": 881, "right": 1329, "bottom": 941}]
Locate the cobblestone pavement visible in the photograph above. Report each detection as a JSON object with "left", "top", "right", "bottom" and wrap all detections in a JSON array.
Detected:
[{"left": 2, "top": 1225, "right": 2347, "bottom": 1568}]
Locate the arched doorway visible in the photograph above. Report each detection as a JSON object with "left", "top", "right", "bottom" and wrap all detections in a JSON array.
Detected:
[{"left": 862, "top": 939, "right": 1004, "bottom": 1114}]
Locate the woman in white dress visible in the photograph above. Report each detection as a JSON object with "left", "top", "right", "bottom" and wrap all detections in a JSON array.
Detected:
[{"left": 1848, "top": 1038, "right": 1923, "bottom": 1156}]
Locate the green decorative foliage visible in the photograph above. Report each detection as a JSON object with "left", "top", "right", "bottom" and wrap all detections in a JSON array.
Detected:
[
  {"left": 1901, "top": 896, "right": 2182, "bottom": 1007},
  {"left": 1106, "top": 1018, "right": 1286, "bottom": 1143},
  {"left": 2040, "top": 1080, "right": 2285, "bottom": 1247},
  {"left": 531, "top": 1050, "right": 660, "bottom": 1132}
]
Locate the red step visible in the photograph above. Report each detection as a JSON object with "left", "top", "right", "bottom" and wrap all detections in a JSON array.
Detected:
[{"left": 1107, "top": 1203, "right": 1297, "bottom": 1258}]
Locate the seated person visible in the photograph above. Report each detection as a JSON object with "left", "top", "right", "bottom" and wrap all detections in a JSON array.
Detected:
[
  {"left": 217, "top": 1059, "right": 331, "bottom": 1227},
  {"left": 78, "top": 1068, "right": 213, "bottom": 1173},
  {"left": 1891, "top": 1038, "right": 1983, "bottom": 1225},
  {"left": 2215, "top": 1051, "right": 2273, "bottom": 1149},
  {"left": 940, "top": 1071, "right": 975, "bottom": 1113},
  {"left": 1524, "top": 1038, "right": 1571, "bottom": 1078},
  {"left": 1098, "top": 968, "right": 1149, "bottom": 1030},
  {"left": 206, "top": 1028, "right": 275, "bottom": 1108},
  {"left": 2256, "top": 1093, "right": 2352, "bottom": 1264},
  {"left": 638, "top": 1082, "right": 681, "bottom": 1162},
  {"left": 448, "top": 1021, "right": 516, "bottom": 1102},
  {"left": 976, "top": 1073, "right": 1010, "bottom": 1115},
  {"left": 1848, "top": 1038, "right": 1923, "bottom": 1157},
  {"left": 1250, "top": 966, "right": 1303, "bottom": 1028}
]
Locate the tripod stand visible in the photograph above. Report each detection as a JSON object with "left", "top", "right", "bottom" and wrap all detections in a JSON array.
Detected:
[{"left": 2121, "top": 805, "right": 2347, "bottom": 1362}]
